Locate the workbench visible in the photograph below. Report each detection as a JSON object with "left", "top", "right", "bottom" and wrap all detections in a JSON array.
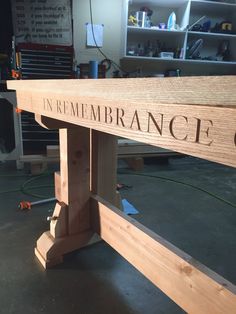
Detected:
[{"left": 7, "top": 76, "right": 236, "bottom": 313}]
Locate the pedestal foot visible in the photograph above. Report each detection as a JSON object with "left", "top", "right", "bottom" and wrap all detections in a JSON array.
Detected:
[{"left": 35, "top": 230, "right": 94, "bottom": 268}]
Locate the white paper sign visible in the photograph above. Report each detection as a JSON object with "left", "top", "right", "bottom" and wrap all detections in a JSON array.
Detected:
[
  {"left": 11, "top": 0, "right": 72, "bottom": 45},
  {"left": 86, "top": 23, "right": 104, "bottom": 47}
]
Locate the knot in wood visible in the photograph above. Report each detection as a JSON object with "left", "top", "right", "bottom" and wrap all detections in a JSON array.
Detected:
[{"left": 180, "top": 264, "right": 193, "bottom": 276}]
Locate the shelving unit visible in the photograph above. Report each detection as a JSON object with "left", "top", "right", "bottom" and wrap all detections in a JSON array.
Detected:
[{"left": 121, "top": 0, "right": 236, "bottom": 76}]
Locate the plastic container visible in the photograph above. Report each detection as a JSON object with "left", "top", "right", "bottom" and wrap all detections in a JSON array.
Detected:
[{"left": 167, "top": 12, "right": 176, "bottom": 31}]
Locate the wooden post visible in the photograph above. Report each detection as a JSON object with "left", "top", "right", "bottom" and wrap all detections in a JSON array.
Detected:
[
  {"left": 35, "top": 125, "right": 93, "bottom": 268},
  {"left": 91, "top": 130, "right": 118, "bottom": 205},
  {"left": 59, "top": 127, "right": 91, "bottom": 234}
]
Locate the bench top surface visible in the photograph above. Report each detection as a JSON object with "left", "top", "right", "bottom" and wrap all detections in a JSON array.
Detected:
[
  {"left": 7, "top": 76, "right": 236, "bottom": 107},
  {"left": 7, "top": 76, "right": 236, "bottom": 168}
]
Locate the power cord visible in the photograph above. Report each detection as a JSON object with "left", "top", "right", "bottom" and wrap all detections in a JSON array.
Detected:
[
  {"left": 118, "top": 170, "right": 236, "bottom": 209},
  {"left": 1, "top": 170, "right": 235, "bottom": 209},
  {"left": 88, "top": 0, "right": 133, "bottom": 76},
  {"left": 0, "top": 172, "right": 54, "bottom": 199}
]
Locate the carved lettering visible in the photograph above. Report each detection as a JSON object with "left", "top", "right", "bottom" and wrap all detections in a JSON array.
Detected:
[
  {"left": 70, "top": 102, "right": 79, "bottom": 117},
  {"left": 116, "top": 108, "right": 125, "bottom": 127},
  {"left": 63, "top": 101, "right": 69, "bottom": 115},
  {"left": 194, "top": 118, "right": 213, "bottom": 146},
  {"left": 81, "top": 103, "right": 88, "bottom": 119},
  {"left": 56, "top": 100, "right": 62, "bottom": 113},
  {"left": 91, "top": 105, "right": 101, "bottom": 121},
  {"left": 147, "top": 112, "right": 163, "bottom": 135},
  {"left": 43, "top": 98, "right": 53, "bottom": 111},
  {"left": 169, "top": 115, "right": 188, "bottom": 141},
  {"left": 105, "top": 106, "right": 113, "bottom": 124},
  {"left": 40, "top": 98, "right": 218, "bottom": 149},
  {"left": 130, "top": 110, "right": 141, "bottom": 131}
]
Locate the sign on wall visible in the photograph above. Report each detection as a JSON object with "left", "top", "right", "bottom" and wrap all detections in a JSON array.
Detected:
[{"left": 11, "top": 0, "right": 72, "bottom": 45}]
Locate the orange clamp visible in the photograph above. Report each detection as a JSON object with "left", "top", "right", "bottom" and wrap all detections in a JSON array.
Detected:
[
  {"left": 18, "top": 201, "right": 31, "bottom": 211},
  {"left": 15, "top": 108, "right": 23, "bottom": 114}
]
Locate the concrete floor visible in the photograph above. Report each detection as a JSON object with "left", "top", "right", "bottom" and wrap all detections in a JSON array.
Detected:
[{"left": 0, "top": 156, "right": 235, "bottom": 314}]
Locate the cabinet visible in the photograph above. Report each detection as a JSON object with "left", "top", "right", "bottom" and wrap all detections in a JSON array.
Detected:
[{"left": 121, "top": 0, "right": 236, "bottom": 76}]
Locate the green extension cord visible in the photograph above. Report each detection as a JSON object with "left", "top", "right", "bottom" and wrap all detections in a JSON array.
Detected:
[
  {"left": 0, "top": 172, "right": 54, "bottom": 199},
  {"left": 0, "top": 170, "right": 236, "bottom": 209},
  {"left": 118, "top": 170, "right": 236, "bottom": 209}
]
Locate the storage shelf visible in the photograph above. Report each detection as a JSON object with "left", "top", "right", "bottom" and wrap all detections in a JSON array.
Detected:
[
  {"left": 123, "top": 55, "right": 236, "bottom": 65},
  {"left": 124, "top": 0, "right": 236, "bottom": 75},
  {"left": 124, "top": 55, "right": 184, "bottom": 62},
  {"left": 188, "top": 31, "right": 236, "bottom": 39},
  {"left": 191, "top": 0, "right": 236, "bottom": 9},
  {"left": 128, "top": 0, "right": 189, "bottom": 7},
  {"left": 183, "top": 58, "right": 236, "bottom": 65},
  {"left": 127, "top": 26, "right": 186, "bottom": 35}
]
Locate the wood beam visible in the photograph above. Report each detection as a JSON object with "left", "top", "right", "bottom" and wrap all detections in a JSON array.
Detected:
[
  {"left": 7, "top": 76, "right": 236, "bottom": 106},
  {"left": 35, "top": 126, "right": 93, "bottom": 267},
  {"left": 59, "top": 127, "right": 91, "bottom": 234},
  {"left": 8, "top": 77, "right": 236, "bottom": 167},
  {"left": 35, "top": 114, "right": 77, "bottom": 129},
  {"left": 91, "top": 195, "right": 236, "bottom": 314},
  {"left": 90, "top": 130, "right": 118, "bottom": 205}
]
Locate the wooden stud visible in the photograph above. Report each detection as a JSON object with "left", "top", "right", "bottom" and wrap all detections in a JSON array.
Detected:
[
  {"left": 59, "top": 127, "right": 91, "bottom": 234},
  {"left": 54, "top": 171, "right": 61, "bottom": 202},
  {"left": 35, "top": 126, "right": 93, "bottom": 267},
  {"left": 124, "top": 157, "right": 144, "bottom": 171},
  {"left": 91, "top": 195, "right": 236, "bottom": 314},
  {"left": 47, "top": 145, "right": 60, "bottom": 158},
  {"left": 91, "top": 130, "right": 118, "bottom": 206}
]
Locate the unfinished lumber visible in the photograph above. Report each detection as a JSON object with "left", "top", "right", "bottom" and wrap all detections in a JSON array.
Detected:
[
  {"left": 19, "top": 154, "right": 59, "bottom": 175},
  {"left": 8, "top": 77, "right": 236, "bottom": 167},
  {"left": 35, "top": 126, "right": 93, "bottom": 266},
  {"left": 47, "top": 145, "right": 60, "bottom": 158},
  {"left": 117, "top": 139, "right": 178, "bottom": 158},
  {"left": 91, "top": 130, "right": 118, "bottom": 205},
  {"left": 7, "top": 76, "right": 236, "bottom": 312},
  {"left": 124, "top": 157, "right": 144, "bottom": 171},
  {"left": 49, "top": 202, "right": 67, "bottom": 239},
  {"left": 91, "top": 195, "right": 236, "bottom": 314},
  {"left": 59, "top": 127, "right": 91, "bottom": 234}
]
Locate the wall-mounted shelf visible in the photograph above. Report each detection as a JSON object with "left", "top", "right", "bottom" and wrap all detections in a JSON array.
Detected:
[
  {"left": 188, "top": 31, "right": 236, "bottom": 39},
  {"left": 122, "top": 0, "right": 236, "bottom": 75},
  {"left": 123, "top": 54, "right": 235, "bottom": 65},
  {"left": 127, "top": 26, "right": 186, "bottom": 35}
]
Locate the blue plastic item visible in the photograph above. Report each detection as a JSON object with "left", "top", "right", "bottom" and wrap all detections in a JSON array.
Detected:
[
  {"left": 89, "top": 60, "right": 98, "bottom": 79},
  {"left": 167, "top": 12, "right": 176, "bottom": 31}
]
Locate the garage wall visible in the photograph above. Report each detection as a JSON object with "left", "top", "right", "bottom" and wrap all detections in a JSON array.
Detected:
[{"left": 72, "top": 0, "right": 125, "bottom": 77}]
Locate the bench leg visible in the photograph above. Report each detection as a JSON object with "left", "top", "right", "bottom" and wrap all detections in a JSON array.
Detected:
[{"left": 35, "top": 127, "right": 93, "bottom": 268}]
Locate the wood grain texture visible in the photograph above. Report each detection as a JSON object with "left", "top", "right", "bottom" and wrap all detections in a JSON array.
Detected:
[
  {"left": 50, "top": 202, "right": 67, "bottom": 238},
  {"left": 7, "top": 76, "right": 236, "bottom": 106},
  {"left": 91, "top": 195, "right": 236, "bottom": 314},
  {"left": 54, "top": 171, "right": 61, "bottom": 202},
  {"left": 35, "top": 229, "right": 93, "bottom": 268},
  {"left": 8, "top": 77, "right": 236, "bottom": 167},
  {"left": 91, "top": 130, "right": 118, "bottom": 205},
  {"left": 59, "top": 127, "right": 90, "bottom": 234}
]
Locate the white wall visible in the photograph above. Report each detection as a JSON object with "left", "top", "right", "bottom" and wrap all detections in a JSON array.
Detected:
[{"left": 72, "top": 0, "right": 125, "bottom": 77}]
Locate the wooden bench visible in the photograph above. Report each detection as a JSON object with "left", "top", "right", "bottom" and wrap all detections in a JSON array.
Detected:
[{"left": 8, "top": 76, "right": 236, "bottom": 313}]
